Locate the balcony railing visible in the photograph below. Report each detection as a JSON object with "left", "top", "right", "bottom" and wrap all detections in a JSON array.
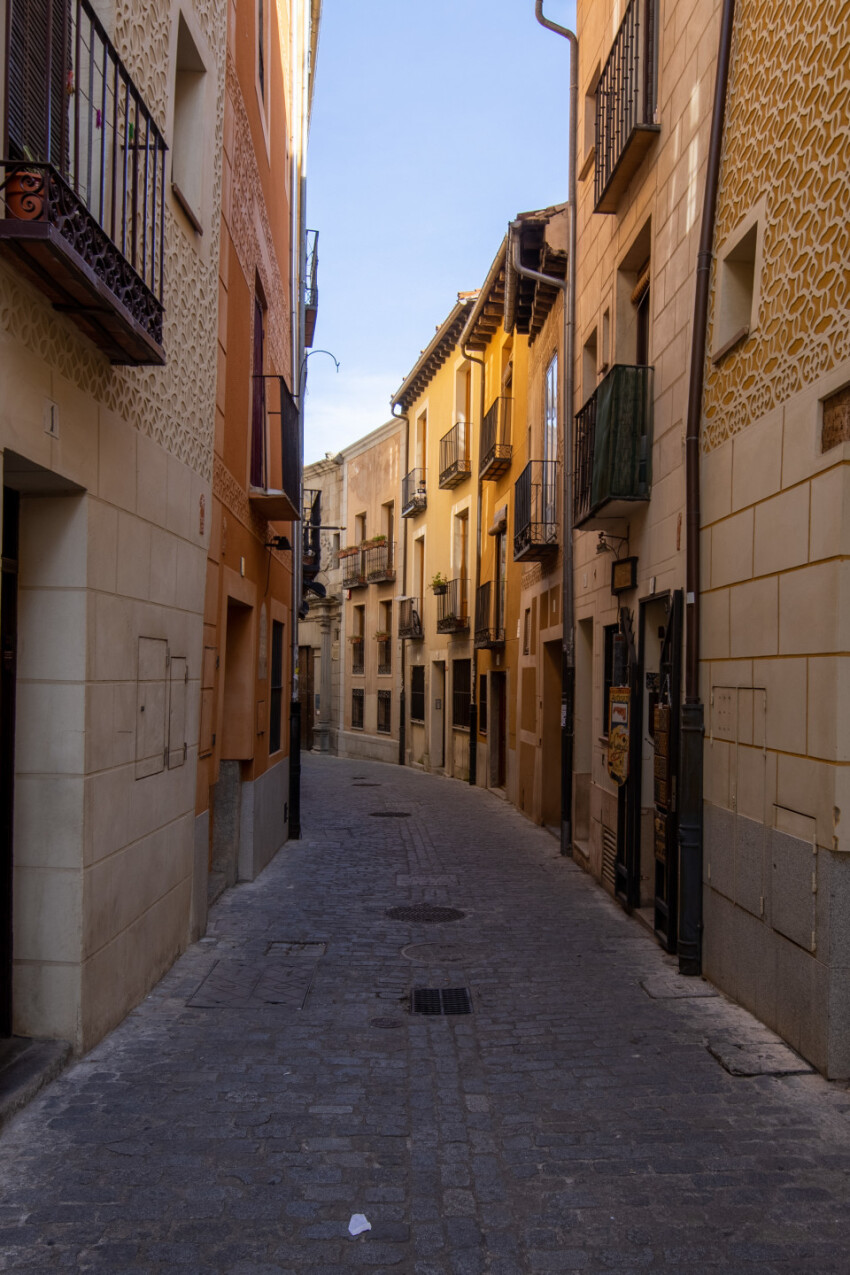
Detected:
[
  {"left": 436, "top": 578, "right": 469, "bottom": 634},
  {"left": 248, "top": 376, "right": 301, "bottom": 522},
  {"left": 514, "top": 460, "right": 559, "bottom": 561},
  {"left": 480, "top": 397, "right": 513, "bottom": 479},
  {"left": 439, "top": 422, "right": 471, "bottom": 489},
  {"left": 351, "top": 637, "right": 364, "bottom": 675},
  {"left": 474, "top": 581, "right": 505, "bottom": 649},
  {"left": 364, "top": 540, "right": 395, "bottom": 583},
  {"left": 0, "top": 0, "right": 167, "bottom": 364},
  {"left": 399, "top": 597, "right": 423, "bottom": 639},
  {"left": 303, "top": 488, "right": 321, "bottom": 576},
  {"left": 595, "top": 0, "right": 660, "bottom": 213},
  {"left": 573, "top": 364, "right": 653, "bottom": 528},
  {"left": 341, "top": 548, "right": 367, "bottom": 590},
  {"left": 402, "top": 468, "right": 427, "bottom": 517},
  {"left": 304, "top": 228, "right": 319, "bottom": 347}
]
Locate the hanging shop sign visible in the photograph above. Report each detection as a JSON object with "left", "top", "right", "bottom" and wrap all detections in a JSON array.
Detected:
[
  {"left": 611, "top": 556, "right": 638, "bottom": 594},
  {"left": 607, "top": 686, "right": 631, "bottom": 785}
]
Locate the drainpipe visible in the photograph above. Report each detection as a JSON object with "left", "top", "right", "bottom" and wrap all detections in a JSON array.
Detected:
[
  {"left": 461, "top": 344, "right": 485, "bottom": 787},
  {"left": 288, "top": 0, "right": 313, "bottom": 839},
  {"left": 392, "top": 404, "right": 409, "bottom": 766},
  {"left": 679, "top": 0, "right": 736, "bottom": 975},
  {"left": 532, "top": 2, "right": 577, "bottom": 859}
]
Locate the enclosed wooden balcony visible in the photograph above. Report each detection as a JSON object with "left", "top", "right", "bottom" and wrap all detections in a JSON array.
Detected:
[
  {"left": 595, "top": 0, "right": 660, "bottom": 213},
  {"left": 513, "top": 460, "right": 559, "bottom": 562},
  {"left": 248, "top": 376, "right": 301, "bottom": 523},
  {"left": 0, "top": 0, "right": 167, "bottom": 364},
  {"left": 573, "top": 364, "right": 653, "bottom": 528},
  {"left": 480, "top": 396, "right": 512, "bottom": 480},
  {"left": 439, "top": 422, "right": 471, "bottom": 489}
]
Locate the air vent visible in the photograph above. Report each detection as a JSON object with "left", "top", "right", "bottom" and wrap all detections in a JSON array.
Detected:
[{"left": 411, "top": 987, "right": 472, "bottom": 1016}]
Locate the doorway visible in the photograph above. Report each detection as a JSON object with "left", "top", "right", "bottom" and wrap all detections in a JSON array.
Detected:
[
  {"left": 541, "top": 640, "right": 561, "bottom": 831},
  {"left": 0, "top": 489, "right": 19, "bottom": 1037},
  {"left": 490, "top": 671, "right": 507, "bottom": 789},
  {"left": 211, "top": 598, "right": 254, "bottom": 892},
  {"left": 431, "top": 660, "right": 445, "bottom": 769},
  {"left": 299, "top": 644, "right": 315, "bottom": 751}
]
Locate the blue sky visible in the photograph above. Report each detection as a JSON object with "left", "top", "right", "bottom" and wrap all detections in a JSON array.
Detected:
[{"left": 303, "top": 0, "right": 576, "bottom": 464}]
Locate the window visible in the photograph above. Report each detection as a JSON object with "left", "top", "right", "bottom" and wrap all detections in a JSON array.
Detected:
[
  {"left": 523, "top": 607, "right": 531, "bottom": 655},
  {"left": 410, "top": 665, "right": 425, "bottom": 722},
  {"left": 378, "top": 601, "right": 392, "bottom": 674},
  {"left": 496, "top": 532, "right": 507, "bottom": 636},
  {"left": 582, "top": 331, "right": 598, "bottom": 405},
  {"left": 452, "top": 659, "right": 471, "bottom": 730},
  {"left": 355, "top": 512, "right": 366, "bottom": 544},
  {"left": 250, "top": 287, "right": 267, "bottom": 488},
  {"left": 544, "top": 354, "right": 558, "bottom": 526},
  {"left": 172, "top": 15, "right": 207, "bottom": 233},
  {"left": 579, "top": 63, "right": 601, "bottom": 180},
  {"left": 479, "top": 674, "right": 488, "bottom": 734},
  {"left": 713, "top": 208, "right": 764, "bottom": 362},
  {"left": 351, "top": 688, "right": 364, "bottom": 730},
  {"left": 269, "top": 620, "right": 284, "bottom": 753},
  {"left": 377, "top": 690, "right": 392, "bottom": 734},
  {"left": 616, "top": 220, "right": 652, "bottom": 365}
]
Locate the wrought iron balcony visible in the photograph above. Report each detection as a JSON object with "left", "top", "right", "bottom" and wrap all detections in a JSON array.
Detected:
[
  {"left": 364, "top": 539, "right": 395, "bottom": 584},
  {"left": 480, "top": 397, "right": 513, "bottom": 480},
  {"left": 303, "top": 488, "right": 321, "bottom": 576},
  {"left": 514, "top": 460, "right": 559, "bottom": 561},
  {"left": 474, "top": 581, "right": 505, "bottom": 649},
  {"left": 341, "top": 548, "right": 367, "bottom": 590},
  {"left": 595, "top": 0, "right": 660, "bottom": 213},
  {"left": 248, "top": 376, "right": 301, "bottom": 522},
  {"left": 0, "top": 0, "right": 167, "bottom": 364},
  {"left": 402, "top": 468, "right": 427, "bottom": 517},
  {"left": 573, "top": 364, "right": 653, "bottom": 528},
  {"left": 304, "top": 229, "right": 319, "bottom": 347},
  {"left": 398, "top": 597, "right": 423, "bottom": 639},
  {"left": 350, "top": 637, "right": 365, "bottom": 675},
  {"left": 439, "top": 422, "right": 471, "bottom": 489},
  {"left": 436, "top": 579, "right": 469, "bottom": 634}
]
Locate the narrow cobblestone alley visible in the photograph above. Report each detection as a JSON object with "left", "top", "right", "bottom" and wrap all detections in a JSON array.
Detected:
[{"left": 2, "top": 754, "right": 850, "bottom": 1273}]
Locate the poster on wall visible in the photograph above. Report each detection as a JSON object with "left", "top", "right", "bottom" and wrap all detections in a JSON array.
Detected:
[{"left": 607, "top": 687, "right": 631, "bottom": 785}]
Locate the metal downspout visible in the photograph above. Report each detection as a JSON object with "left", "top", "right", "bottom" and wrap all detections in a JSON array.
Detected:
[
  {"left": 679, "top": 0, "right": 737, "bottom": 974},
  {"left": 461, "top": 345, "right": 486, "bottom": 787},
  {"left": 392, "top": 405, "right": 409, "bottom": 766},
  {"left": 533, "top": 2, "right": 577, "bottom": 859}
]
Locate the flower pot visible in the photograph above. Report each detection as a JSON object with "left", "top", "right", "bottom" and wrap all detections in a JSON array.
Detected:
[
  {"left": 5, "top": 170, "right": 45, "bottom": 221},
  {"left": 432, "top": 583, "right": 447, "bottom": 595}
]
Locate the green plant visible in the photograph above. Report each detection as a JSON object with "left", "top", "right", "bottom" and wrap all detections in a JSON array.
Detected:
[{"left": 429, "top": 571, "right": 448, "bottom": 590}]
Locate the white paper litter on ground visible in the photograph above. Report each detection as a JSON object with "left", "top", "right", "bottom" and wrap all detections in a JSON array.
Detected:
[{"left": 348, "top": 1213, "right": 371, "bottom": 1236}]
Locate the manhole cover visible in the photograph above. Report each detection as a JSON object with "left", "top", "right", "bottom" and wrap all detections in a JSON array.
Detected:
[
  {"left": 386, "top": 905, "right": 466, "bottom": 923},
  {"left": 370, "top": 811, "right": 412, "bottom": 818},
  {"left": 411, "top": 987, "right": 472, "bottom": 1016},
  {"left": 370, "top": 1017, "right": 404, "bottom": 1030}
]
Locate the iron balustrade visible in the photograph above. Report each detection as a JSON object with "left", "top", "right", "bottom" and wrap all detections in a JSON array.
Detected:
[
  {"left": 595, "top": 0, "right": 660, "bottom": 213},
  {"left": 436, "top": 579, "right": 469, "bottom": 634},
  {"left": 248, "top": 375, "right": 301, "bottom": 521},
  {"left": 439, "top": 422, "right": 471, "bottom": 488},
  {"left": 401, "top": 468, "right": 427, "bottom": 517},
  {"left": 573, "top": 364, "right": 653, "bottom": 527},
  {"left": 480, "top": 397, "right": 513, "bottom": 479},
  {"left": 398, "top": 597, "right": 423, "bottom": 639},
  {"left": 351, "top": 688, "right": 364, "bottom": 728},
  {"left": 302, "top": 488, "right": 321, "bottom": 575},
  {"left": 304, "top": 228, "right": 319, "bottom": 347},
  {"left": 1, "top": 0, "right": 167, "bottom": 363},
  {"left": 341, "top": 550, "right": 367, "bottom": 590},
  {"left": 513, "top": 460, "right": 560, "bottom": 561},
  {"left": 474, "top": 581, "right": 505, "bottom": 649},
  {"left": 377, "top": 639, "right": 392, "bottom": 676},
  {"left": 351, "top": 638, "right": 365, "bottom": 676},
  {"left": 364, "top": 540, "right": 395, "bottom": 583}
]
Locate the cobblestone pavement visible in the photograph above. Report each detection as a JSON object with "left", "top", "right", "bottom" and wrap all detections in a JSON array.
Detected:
[{"left": 3, "top": 755, "right": 850, "bottom": 1274}]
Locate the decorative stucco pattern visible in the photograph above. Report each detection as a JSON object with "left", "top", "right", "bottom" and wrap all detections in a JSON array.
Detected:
[
  {"left": 702, "top": 0, "right": 850, "bottom": 452},
  {"left": 0, "top": 0, "right": 227, "bottom": 481}
]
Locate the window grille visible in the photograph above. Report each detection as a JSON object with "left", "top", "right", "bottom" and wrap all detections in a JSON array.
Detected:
[
  {"left": 452, "top": 659, "right": 471, "bottom": 730},
  {"left": 351, "top": 688, "right": 364, "bottom": 729},
  {"left": 377, "top": 689, "right": 392, "bottom": 734}
]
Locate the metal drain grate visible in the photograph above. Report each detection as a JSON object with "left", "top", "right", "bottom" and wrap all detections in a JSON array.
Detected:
[
  {"left": 386, "top": 905, "right": 466, "bottom": 923},
  {"left": 370, "top": 811, "right": 411, "bottom": 818},
  {"left": 412, "top": 987, "right": 472, "bottom": 1016}
]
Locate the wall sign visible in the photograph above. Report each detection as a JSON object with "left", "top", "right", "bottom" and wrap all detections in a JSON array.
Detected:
[
  {"left": 607, "top": 687, "right": 630, "bottom": 785},
  {"left": 611, "top": 556, "right": 638, "bottom": 594}
]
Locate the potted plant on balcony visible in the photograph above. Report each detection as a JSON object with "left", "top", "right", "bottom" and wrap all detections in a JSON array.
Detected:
[
  {"left": 4, "top": 148, "right": 45, "bottom": 221},
  {"left": 373, "top": 630, "right": 391, "bottom": 641},
  {"left": 338, "top": 545, "right": 359, "bottom": 558},
  {"left": 430, "top": 572, "right": 448, "bottom": 595}
]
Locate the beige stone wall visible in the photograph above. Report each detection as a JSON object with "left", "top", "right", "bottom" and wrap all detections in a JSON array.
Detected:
[
  {"left": 0, "top": 0, "right": 226, "bottom": 1049},
  {"left": 573, "top": 0, "right": 721, "bottom": 892}
]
